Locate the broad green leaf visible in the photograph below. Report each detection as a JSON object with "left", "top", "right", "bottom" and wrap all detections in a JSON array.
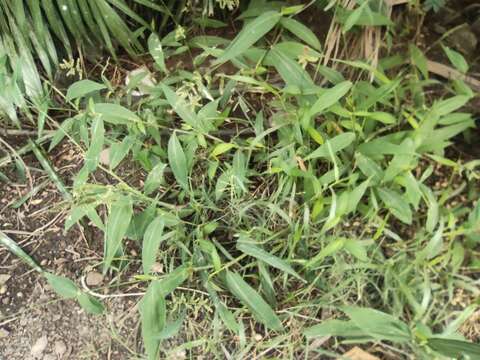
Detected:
[
  {"left": 140, "top": 281, "right": 166, "bottom": 360},
  {"left": 76, "top": 292, "right": 104, "bottom": 314},
  {"left": 45, "top": 273, "right": 78, "bottom": 299},
  {"left": 355, "top": 153, "right": 383, "bottom": 184},
  {"left": 338, "top": 6, "right": 393, "bottom": 29},
  {"left": 168, "top": 133, "right": 189, "bottom": 191},
  {"left": 304, "top": 319, "right": 368, "bottom": 338},
  {"left": 432, "top": 95, "right": 471, "bottom": 117},
  {"left": 309, "top": 81, "right": 352, "bottom": 117},
  {"left": 237, "top": 242, "right": 303, "bottom": 280},
  {"left": 144, "top": 162, "right": 166, "bottom": 195},
  {"left": 103, "top": 196, "right": 133, "bottom": 273},
  {"left": 305, "top": 132, "right": 355, "bottom": 160},
  {"left": 142, "top": 217, "right": 165, "bottom": 274},
  {"left": 410, "top": 44, "right": 428, "bottom": 79},
  {"left": 342, "top": 2, "right": 368, "bottom": 33},
  {"left": 421, "top": 222, "right": 444, "bottom": 260},
  {"left": 342, "top": 306, "right": 411, "bottom": 343},
  {"left": 94, "top": 103, "right": 141, "bottom": 125},
  {"left": 267, "top": 46, "right": 315, "bottom": 92},
  {"left": 305, "top": 238, "right": 345, "bottom": 268},
  {"left": 427, "top": 338, "right": 480, "bottom": 358},
  {"left": 155, "top": 314, "right": 185, "bottom": 340},
  {"left": 85, "top": 116, "right": 104, "bottom": 172},
  {"left": 346, "top": 179, "right": 370, "bottom": 214},
  {"left": 214, "top": 11, "right": 282, "bottom": 65},
  {"left": 211, "top": 142, "right": 236, "bottom": 158},
  {"left": 378, "top": 188, "right": 412, "bottom": 224},
  {"left": 148, "top": 33, "right": 167, "bottom": 73},
  {"left": 161, "top": 84, "right": 199, "bottom": 129},
  {"left": 344, "top": 239, "right": 369, "bottom": 262},
  {"left": 109, "top": 136, "right": 134, "bottom": 169},
  {"left": 225, "top": 271, "right": 283, "bottom": 331},
  {"left": 66, "top": 79, "right": 106, "bottom": 101},
  {"left": 156, "top": 265, "right": 190, "bottom": 297},
  {"left": 280, "top": 18, "right": 321, "bottom": 50},
  {"left": 442, "top": 45, "right": 468, "bottom": 73},
  {"left": 355, "top": 111, "right": 396, "bottom": 124}
]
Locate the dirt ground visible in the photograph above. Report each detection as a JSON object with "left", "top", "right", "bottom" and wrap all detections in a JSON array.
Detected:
[
  {"left": 1, "top": 1, "right": 480, "bottom": 359},
  {"left": 0, "top": 139, "right": 141, "bottom": 359}
]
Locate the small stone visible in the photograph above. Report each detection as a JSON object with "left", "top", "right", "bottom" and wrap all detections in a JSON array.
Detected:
[
  {"left": 0, "top": 274, "right": 10, "bottom": 285},
  {"left": 0, "top": 285, "right": 7, "bottom": 295},
  {"left": 86, "top": 272, "right": 103, "bottom": 286},
  {"left": 2, "top": 297, "right": 10, "bottom": 305},
  {"left": 40, "top": 259, "right": 48, "bottom": 266},
  {"left": 99, "top": 148, "right": 110, "bottom": 166},
  {"left": 54, "top": 340, "right": 67, "bottom": 357},
  {"left": 17, "top": 292, "right": 23, "bottom": 298},
  {"left": 254, "top": 333, "right": 263, "bottom": 341},
  {"left": 151, "top": 262, "right": 163, "bottom": 273},
  {"left": 0, "top": 328, "right": 9, "bottom": 338},
  {"left": 31, "top": 335, "right": 48, "bottom": 358}
]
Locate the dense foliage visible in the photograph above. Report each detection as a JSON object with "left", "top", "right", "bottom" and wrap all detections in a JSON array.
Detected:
[{"left": 1, "top": 0, "right": 480, "bottom": 358}]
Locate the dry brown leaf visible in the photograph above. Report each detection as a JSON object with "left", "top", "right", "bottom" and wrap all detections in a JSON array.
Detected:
[
  {"left": 427, "top": 60, "right": 480, "bottom": 91},
  {"left": 338, "top": 346, "right": 380, "bottom": 360}
]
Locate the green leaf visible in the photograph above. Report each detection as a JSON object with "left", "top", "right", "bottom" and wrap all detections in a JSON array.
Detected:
[
  {"left": 214, "top": 11, "right": 282, "bottom": 65},
  {"left": 156, "top": 265, "right": 190, "bottom": 297},
  {"left": 432, "top": 95, "right": 471, "bottom": 117},
  {"left": 76, "top": 292, "right": 104, "bottom": 314},
  {"left": 237, "top": 242, "right": 303, "bottom": 280},
  {"left": 305, "top": 132, "right": 356, "bottom": 160},
  {"left": 168, "top": 133, "right": 189, "bottom": 191},
  {"left": 66, "top": 79, "right": 106, "bottom": 101},
  {"left": 267, "top": 46, "right": 315, "bottom": 92},
  {"left": 0, "top": 230, "right": 42, "bottom": 273},
  {"left": 346, "top": 179, "right": 370, "bottom": 214},
  {"left": 225, "top": 271, "right": 283, "bottom": 331},
  {"left": 84, "top": 116, "right": 104, "bottom": 172},
  {"left": 161, "top": 84, "right": 199, "bottom": 129},
  {"left": 144, "top": 162, "right": 166, "bottom": 195},
  {"left": 378, "top": 188, "right": 412, "bottom": 224},
  {"left": 427, "top": 338, "right": 480, "bottom": 358},
  {"left": 211, "top": 142, "right": 236, "bottom": 158},
  {"left": 342, "top": 2, "right": 368, "bottom": 33},
  {"left": 148, "top": 33, "right": 167, "bottom": 73},
  {"left": 142, "top": 217, "right": 165, "bottom": 274},
  {"left": 410, "top": 44, "right": 428, "bottom": 79},
  {"left": 45, "top": 273, "right": 78, "bottom": 299},
  {"left": 344, "top": 239, "right": 369, "bottom": 262},
  {"left": 94, "top": 103, "right": 141, "bottom": 125},
  {"left": 280, "top": 18, "right": 321, "bottom": 50},
  {"left": 304, "top": 319, "right": 367, "bottom": 339},
  {"left": 140, "top": 281, "right": 166, "bottom": 360},
  {"left": 442, "top": 45, "right": 469, "bottom": 73},
  {"left": 342, "top": 306, "right": 411, "bottom": 343},
  {"left": 305, "top": 238, "right": 345, "bottom": 268},
  {"left": 103, "top": 196, "right": 133, "bottom": 273},
  {"left": 309, "top": 81, "right": 353, "bottom": 117},
  {"left": 155, "top": 314, "right": 185, "bottom": 340}
]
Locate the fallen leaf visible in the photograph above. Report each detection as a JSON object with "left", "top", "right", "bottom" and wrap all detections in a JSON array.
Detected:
[{"left": 85, "top": 272, "right": 103, "bottom": 286}]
